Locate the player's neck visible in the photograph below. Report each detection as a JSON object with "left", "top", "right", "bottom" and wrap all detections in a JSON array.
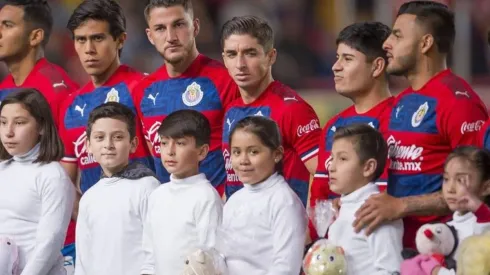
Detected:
[
  {"left": 91, "top": 58, "right": 121, "bottom": 87},
  {"left": 239, "top": 72, "right": 274, "bottom": 104},
  {"left": 352, "top": 81, "right": 391, "bottom": 114},
  {"left": 166, "top": 48, "right": 199, "bottom": 78},
  {"left": 408, "top": 56, "right": 447, "bottom": 91},
  {"left": 7, "top": 49, "right": 44, "bottom": 86}
]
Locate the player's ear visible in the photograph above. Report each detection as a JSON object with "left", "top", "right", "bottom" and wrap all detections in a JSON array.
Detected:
[
  {"left": 420, "top": 34, "right": 435, "bottom": 54},
  {"left": 145, "top": 28, "right": 155, "bottom": 46},
  {"left": 267, "top": 48, "right": 277, "bottom": 66},
  {"left": 29, "top": 28, "right": 44, "bottom": 47},
  {"left": 117, "top": 32, "right": 127, "bottom": 50},
  {"left": 193, "top": 18, "right": 200, "bottom": 37},
  {"left": 371, "top": 56, "right": 386, "bottom": 78},
  {"left": 480, "top": 179, "right": 490, "bottom": 197}
]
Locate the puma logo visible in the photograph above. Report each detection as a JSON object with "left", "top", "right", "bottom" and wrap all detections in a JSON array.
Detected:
[
  {"left": 53, "top": 81, "right": 67, "bottom": 88},
  {"left": 148, "top": 92, "right": 159, "bottom": 105},
  {"left": 75, "top": 104, "right": 87, "bottom": 117},
  {"left": 226, "top": 118, "right": 235, "bottom": 131}
]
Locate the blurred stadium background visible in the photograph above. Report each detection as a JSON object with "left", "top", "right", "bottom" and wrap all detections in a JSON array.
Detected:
[{"left": 1, "top": 0, "right": 489, "bottom": 124}]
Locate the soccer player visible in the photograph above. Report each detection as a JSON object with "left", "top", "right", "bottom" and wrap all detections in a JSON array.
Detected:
[
  {"left": 309, "top": 21, "right": 393, "bottom": 241},
  {"left": 60, "top": 0, "right": 154, "bottom": 194},
  {"left": 0, "top": 0, "right": 79, "bottom": 270},
  {"left": 354, "top": 1, "right": 488, "bottom": 248},
  {"left": 132, "top": 0, "right": 239, "bottom": 195},
  {"left": 0, "top": 0, "right": 78, "bottom": 126},
  {"left": 479, "top": 31, "right": 490, "bottom": 149},
  {"left": 220, "top": 16, "right": 320, "bottom": 207}
]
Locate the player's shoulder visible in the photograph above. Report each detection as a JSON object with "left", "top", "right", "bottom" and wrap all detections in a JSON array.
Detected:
[
  {"left": 117, "top": 65, "right": 145, "bottom": 85},
  {"left": 35, "top": 59, "right": 75, "bottom": 87},
  {"left": 197, "top": 54, "right": 228, "bottom": 74},
  {"left": 267, "top": 81, "right": 312, "bottom": 109},
  {"left": 430, "top": 70, "right": 481, "bottom": 101}
]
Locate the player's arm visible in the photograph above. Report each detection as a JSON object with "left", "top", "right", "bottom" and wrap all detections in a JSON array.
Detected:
[
  {"left": 217, "top": 74, "right": 240, "bottom": 110},
  {"left": 282, "top": 102, "right": 321, "bottom": 175},
  {"left": 128, "top": 78, "right": 155, "bottom": 157},
  {"left": 479, "top": 120, "right": 490, "bottom": 149}
]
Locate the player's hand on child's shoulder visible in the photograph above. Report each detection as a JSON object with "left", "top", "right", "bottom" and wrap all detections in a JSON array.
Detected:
[{"left": 353, "top": 192, "right": 404, "bottom": 235}]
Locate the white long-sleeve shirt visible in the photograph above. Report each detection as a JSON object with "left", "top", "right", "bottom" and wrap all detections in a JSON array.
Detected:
[
  {"left": 74, "top": 163, "right": 160, "bottom": 275},
  {"left": 328, "top": 183, "right": 404, "bottom": 275},
  {"left": 141, "top": 173, "right": 223, "bottom": 275},
  {"left": 0, "top": 144, "right": 75, "bottom": 275},
  {"left": 221, "top": 173, "right": 307, "bottom": 275}
]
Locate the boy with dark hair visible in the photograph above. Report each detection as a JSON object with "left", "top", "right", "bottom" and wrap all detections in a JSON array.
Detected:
[
  {"left": 309, "top": 21, "right": 393, "bottom": 241},
  {"left": 220, "top": 15, "right": 321, "bottom": 207},
  {"left": 75, "top": 102, "right": 160, "bottom": 275},
  {"left": 355, "top": 0, "right": 488, "bottom": 249},
  {"left": 132, "top": 0, "right": 239, "bottom": 194},
  {"left": 60, "top": 0, "right": 154, "bottom": 195},
  {"left": 142, "top": 109, "right": 223, "bottom": 275},
  {"left": 327, "top": 123, "right": 403, "bottom": 275}
]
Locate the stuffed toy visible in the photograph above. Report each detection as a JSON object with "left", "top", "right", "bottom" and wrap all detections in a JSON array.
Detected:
[
  {"left": 303, "top": 239, "right": 347, "bottom": 275},
  {"left": 181, "top": 249, "right": 227, "bottom": 275},
  {"left": 401, "top": 223, "right": 457, "bottom": 269},
  {"left": 0, "top": 237, "right": 19, "bottom": 275},
  {"left": 455, "top": 232, "right": 490, "bottom": 275}
]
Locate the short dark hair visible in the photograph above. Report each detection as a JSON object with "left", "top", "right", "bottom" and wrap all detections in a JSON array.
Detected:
[
  {"left": 5, "top": 0, "right": 53, "bottom": 47},
  {"left": 144, "top": 0, "right": 194, "bottom": 22},
  {"left": 229, "top": 116, "right": 283, "bottom": 174},
  {"left": 86, "top": 102, "right": 136, "bottom": 140},
  {"left": 445, "top": 146, "right": 490, "bottom": 206},
  {"left": 220, "top": 16, "right": 274, "bottom": 52},
  {"left": 67, "top": 0, "right": 126, "bottom": 57},
  {"left": 333, "top": 124, "right": 387, "bottom": 182},
  {"left": 397, "top": 0, "right": 455, "bottom": 54},
  {"left": 0, "top": 88, "right": 63, "bottom": 163},
  {"left": 158, "top": 109, "right": 210, "bottom": 147},
  {"left": 336, "top": 21, "right": 391, "bottom": 62}
]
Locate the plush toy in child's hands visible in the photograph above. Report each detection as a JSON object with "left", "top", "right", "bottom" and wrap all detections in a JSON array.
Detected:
[
  {"left": 401, "top": 223, "right": 457, "bottom": 270},
  {"left": 303, "top": 239, "right": 347, "bottom": 275},
  {"left": 0, "top": 237, "right": 19, "bottom": 275},
  {"left": 455, "top": 232, "right": 490, "bottom": 275},
  {"left": 181, "top": 248, "right": 227, "bottom": 275}
]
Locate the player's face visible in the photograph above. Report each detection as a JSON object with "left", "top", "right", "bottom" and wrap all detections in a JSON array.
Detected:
[
  {"left": 222, "top": 34, "right": 276, "bottom": 91},
  {"left": 383, "top": 14, "right": 420, "bottom": 76},
  {"left": 0, "top": 5, "right": 31, "bottom": 61},
  {"left": 145, "top": 6, "right": 198, "bottom": 65},
  {"left": 0, "top": 103, "right": 41, "bottom": 156},
  {"left": 86, "top": 118, "right": 137, "bottom": 176},
  {"left": 329, "top": 138, "right": 370, "bottom": 195},
  {"left": 332, "top": 43, "right": 377, "bottom": 97},
  {"left": 159, "top": 135, "right": 207, "bottom": 179},
  {"left": 230, "top": 129, "right": 282, "bottom": 185},
  {"left": 73, "top": 19, "right": 124, "bottom": 77},
  {"left": 442, "top": 157, "right": 490, "bottom": 212}
]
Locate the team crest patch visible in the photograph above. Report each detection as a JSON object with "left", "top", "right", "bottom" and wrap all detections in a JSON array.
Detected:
[
  {"left": 105, "top": 88, "right": 120, "bottom": 103},
  {"left": 182, "top": 82, "right": 203, "bottom": 106},
  {"left": 411, "top": 102, "right": 429, "bottom": 128}
]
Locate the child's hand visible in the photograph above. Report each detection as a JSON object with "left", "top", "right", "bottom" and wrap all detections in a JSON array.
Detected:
[{"left": 456, "top": 174, "right": 482, "bottom": 213}]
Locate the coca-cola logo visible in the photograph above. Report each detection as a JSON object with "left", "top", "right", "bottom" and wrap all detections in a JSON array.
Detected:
[
  {"left": 460, "top": 120, "right": 484, "bottom": 134},
  {"left": 297, "top": 119, "right": 320, "bottom": 137},
  {"left": 73, "top": 132, "right": 87, "bottom": 158}
]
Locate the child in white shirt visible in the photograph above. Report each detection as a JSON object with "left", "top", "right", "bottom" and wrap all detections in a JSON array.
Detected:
[
  {"left": 141, "top": 109, "right": 223, "bottom": 275},
  {"left": 74, "top": 102, "right": 160, "bottom": 275},
  {"left": 0, "top": 88, "right": 75, "bottom": 275},
  {"left": 401, "top": 146, "right": 490, "bottom": 275},
  {"left": 327, "top": 124, "right": 403, "bottom": 275},
  {"left": 222, "top": 116, "right": 307, "bottom": 275}
]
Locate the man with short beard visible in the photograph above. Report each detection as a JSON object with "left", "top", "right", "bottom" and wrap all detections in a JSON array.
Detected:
[
  {"left": 352, "top": 1, "right": 488, "bottom": 249},
  {"left": 132, "top": 0, "right": 239, "bottom": 195}
]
